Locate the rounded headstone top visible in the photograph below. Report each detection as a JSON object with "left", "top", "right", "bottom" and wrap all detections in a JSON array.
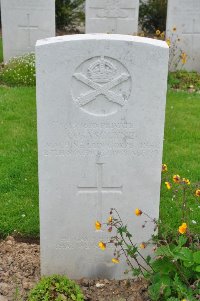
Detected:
[{"left": 36, "top": 34, "right": 169, "bottom": 49}]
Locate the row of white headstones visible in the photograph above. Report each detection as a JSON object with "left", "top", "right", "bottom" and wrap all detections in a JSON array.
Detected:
[
  {"left": 1, "top": 0, "right": 200, "bottom": 71},
  {"left": 0, "top": 0, "right": 187, "bottom": 280}
]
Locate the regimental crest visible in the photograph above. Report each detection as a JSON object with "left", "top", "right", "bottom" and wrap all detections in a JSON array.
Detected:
[
  {"left": 71, "top": 56, "right": 132, "bottom": 117},
  {"left": 87, "top": 56, "right": 117, "bottom": 83}
]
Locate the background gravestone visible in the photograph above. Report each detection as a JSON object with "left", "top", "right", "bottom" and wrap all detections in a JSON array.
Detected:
[
  {"left": 85, "top": 0, "right": 139, "bottom": 34},
  {"left": 1, "top": 0, "right": 55, "bottom": 62},
  {"left": 166, "top": 0, "right": 200, "bottom": 71},
  {"left": 36, "top": 34, "right": 169, "bottom": 279}
]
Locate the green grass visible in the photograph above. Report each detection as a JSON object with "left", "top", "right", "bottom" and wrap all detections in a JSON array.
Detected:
[
  {"left": 0, "top": 86, "right": 39, "bottom": 237},
  {"left": 168, "top": 71, "right": 200, "bottom": 91},
  {"left": 0, "top": 86, "right": 200, "bottom": 238},
  {"left": 160, "top": 91, "right": 200, "bottom": 235}
]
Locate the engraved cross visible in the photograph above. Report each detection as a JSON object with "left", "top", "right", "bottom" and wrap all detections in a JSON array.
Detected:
[
  {"left": 78, "top": 163, "right": 122, "bottom": 222},
  {"left": 18, "top": 14, "right": 38, "bottom": 47}
]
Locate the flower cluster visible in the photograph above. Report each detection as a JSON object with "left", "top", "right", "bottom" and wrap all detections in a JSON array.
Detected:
[
  {"left": 155, "top": 27, "right": 188, "bottom": 70},
  {"left": 95, "top": 207, "right": 156, "bottom": 266},
  {"left": 162, "top": 164, "right": 200, "bottom": 198},
  {"left": 162, "top": 163, "right": 200, "bottom": 237},
  {"left": 93, "top": 163, "right": 200, "bottom": 301},
  {"left": 95, "top": 211, "right": 122, "bottom": 263},
  {"left": 0, "top": 53, "right": 36, "bottom": 86},
  {"left": 155, "top": 29, "right": 165, "bottom": 39}
]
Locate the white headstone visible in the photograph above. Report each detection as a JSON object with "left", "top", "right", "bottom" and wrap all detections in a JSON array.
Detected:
[
  {"left": 166, "top": 0, "right": 200, "bottom": 71},
  {"left": 85, "top": 0, "right": 139, "bottom": 34},
  {"left": 1, "top": 0, "right": 55, "bottom": 62},
  {"left": 36, "top": 34, "right": 169, "bottom": 279}
]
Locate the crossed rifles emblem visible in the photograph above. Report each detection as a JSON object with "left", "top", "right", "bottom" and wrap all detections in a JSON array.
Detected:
[{"left": 73, "top": 64, "right": 130, "bottom": 107}]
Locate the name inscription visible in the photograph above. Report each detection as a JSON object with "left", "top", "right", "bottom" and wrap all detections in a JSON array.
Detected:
[
  {"left": 43, "top": 122, "right": 159, "bottom": 158},
  {"left": 56, "top": 235, "right": 114, "bottom": 251}
]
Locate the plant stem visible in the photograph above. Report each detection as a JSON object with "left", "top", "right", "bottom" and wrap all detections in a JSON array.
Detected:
[{"left": 117, "top": 233, "right": 149, "bottom": 274}]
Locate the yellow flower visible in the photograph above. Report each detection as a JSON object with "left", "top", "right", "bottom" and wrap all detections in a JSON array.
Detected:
[
  {"left": 181, "top": 52, "right": 187, "bottom": 64},
  {"left": 173, "top": 174, "right": 180, "bottom": 183},
  {"left": 162, "top": 164, "right": 168, "bottom": 172},
  {"left": 98, "top": 241, "right": 106, "bottom": 250},
  {"left": 135, "top": 208, "right": 142, "bottom": 216},
  {"left": 140, "top": 243, "right": 146, "bottom": 249},
  {"left": 95, "top": 221, "right": 101, "bottom": 231},
  {"left": 165, "top": 182, "right": 172, "bottom": 190},
  {"left": 178, "top": 223, "right": 187, "bottom": 234},
  {"left": 182, "top": 178, "right": 190, "bottom": 185},
  {"left": 182, "top": 223, "right": 187, "bottom": 228},
  {"left": 108, "top": 216, "right": 113, "bottom": 223},
  {"left": 160, "top": 32, "right": 165, "bottom": 39},
  {"left": 112, "top": 258, "right": 120, "bottom": 264},
  {"left": 195, "top": 189, "right": 200, "bottom": 197},
  {"left": 172, "top": 26, "right": 177, "bottom": 32},
  {"left": 156, "top": 29, "right": 161, "bottom": 36},
  {"left": 166, "top": 38, "right": 171, "bottom": 47}
]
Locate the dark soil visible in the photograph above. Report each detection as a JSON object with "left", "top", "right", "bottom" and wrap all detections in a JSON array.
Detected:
[{"left": 0, "top": 236, "right": 149, "bottom": 301}]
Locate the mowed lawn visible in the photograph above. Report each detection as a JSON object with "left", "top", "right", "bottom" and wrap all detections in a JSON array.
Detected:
[
  {"left": 161, "top": 91, "right": 200, "bottom": 234},
  {"left": 0, "top": 86, "right": 200, "bottom": 238},
  {"left": 0, "top": 86, "right": 39, "bottom": 237}
]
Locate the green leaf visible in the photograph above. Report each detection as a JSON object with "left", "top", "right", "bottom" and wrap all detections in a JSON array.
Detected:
[
  {"left": 151, "top": 258, "right": 175, "bottom": 274},
  {"left": 148, "top": 275, "right": 171, "bottom": 301},
  {"left": 71, "top": 294, "right": 76, "bottom": 300},
  {"left": 126, "top": 245, "right": 137, "bottom": 257},
  {"left": 178, "top": 235, "right": 188, "bottom": 247},
  {"left": 148, "top": 283, "right": 161, "bottom": 301},
  {"left": 156, "top": 245, "right": 173, "bottom": 257},
  {"left": 172, "top": 273, "right": 193, "bottom": 297},
  {"left": 132, "top": 268, "right": 140, "bottom": 276},
  {"left": 193, "top": 251, "right": 200, "bottom": 264},
  {"left": 183, "top": 260, "right": 194, "bottom": 268},
  {"left": 126, "top": 232, "right": 132, "bottom": 238},
  {"left": 117, "top": 225, "right": 127, "bottom": 235},
  {"left": 195, "top": 265, "right": 200, "bottom": 272},
  {"left": 146, "top": 255, "right": 151, "bottom": 264},
  {"left": 159, "top": 275, "right": 171, "bottom": 286},
  {"left": 174, "top": 247, "right": 193, "bottom": 262},
  {"left": 163, "top": 286, "right": 171, "bottom": 298}
]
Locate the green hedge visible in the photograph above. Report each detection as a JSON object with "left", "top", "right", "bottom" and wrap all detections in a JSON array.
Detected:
[
  {"left": 56, "top": 0, "right": 85, "bottom": 30},
  {"left": 139, "top": 0, "right": 167, "bottom": 33}
]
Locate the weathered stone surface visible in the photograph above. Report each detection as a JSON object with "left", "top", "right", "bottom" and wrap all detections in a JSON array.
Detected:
[
  {"left": 166, "top": 0, "right": 200, "bottom": 71},
  {"left": 86, "top": 0, "right": 139, "bottom": 34},
  {"left": 0, "top": 295, "right": 8, "bottom": 301},
  {"left": 1, "top": 0, "right": 55, "bottom": 62},
  {"left": 36, "top": 34, "right": 169, "bottom": 279}
]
